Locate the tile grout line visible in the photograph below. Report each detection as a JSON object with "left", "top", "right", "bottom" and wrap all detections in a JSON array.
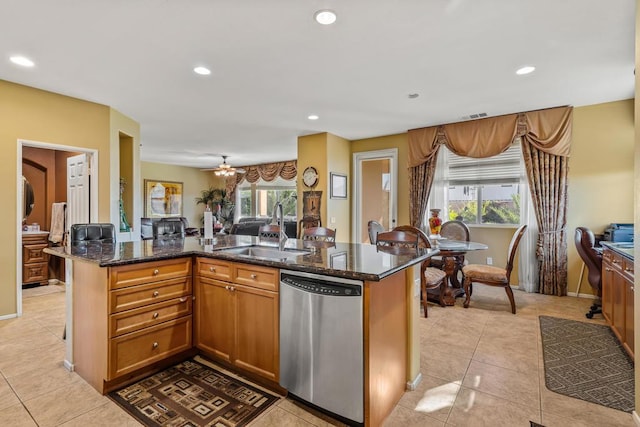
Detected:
[{"left": 0, "top": 368, "right": 40, "bottom": 426}]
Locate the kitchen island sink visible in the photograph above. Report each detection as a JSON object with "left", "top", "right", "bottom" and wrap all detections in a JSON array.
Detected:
[{"left": 217, "top": 245, "right": 309, "bottom": 260}]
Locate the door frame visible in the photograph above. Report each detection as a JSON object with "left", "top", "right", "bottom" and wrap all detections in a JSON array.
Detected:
[
  {"left": 16, "top": 139, "right": 99, "bottom": 317},
  {"left": 351, "top": 148, "right": 398, "bottom": 244}
]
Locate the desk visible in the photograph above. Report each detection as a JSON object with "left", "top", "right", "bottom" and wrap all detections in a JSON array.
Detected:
[{"left": 428, "top": 239, "right": 488, "bottom": 306}]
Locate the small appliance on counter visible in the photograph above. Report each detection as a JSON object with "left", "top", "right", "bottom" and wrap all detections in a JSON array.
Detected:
[{"left": 603, "top": 223, "right": 634, "bottom": 243}]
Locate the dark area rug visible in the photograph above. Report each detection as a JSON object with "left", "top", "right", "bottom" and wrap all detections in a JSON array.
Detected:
[
  {"left": 539, "top": 315, "right": 634, "bottom": 413},
  {"left": 109, "top": 358, "right": 280, "bottom": 426}
]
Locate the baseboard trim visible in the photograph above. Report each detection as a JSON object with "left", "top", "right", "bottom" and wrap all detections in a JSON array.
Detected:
[
  {"left": 632, "top": 410, "right": 640, "bottom": 426},
  {"left": 63, "top": 359, "right": 75, "bottom": 372},
  {"left": 406, "top": 372, "right": 422, "bottom": 391},
  {"left": 566, "top": 292, "right": 597, "bottom": 299},
  {"left": 0, "top": 313, "right": 18, "bottom": 321}
]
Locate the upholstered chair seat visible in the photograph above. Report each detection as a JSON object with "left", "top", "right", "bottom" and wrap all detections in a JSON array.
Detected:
[{"left": 461, "top": 265, "right": 508, "bottom": 283}]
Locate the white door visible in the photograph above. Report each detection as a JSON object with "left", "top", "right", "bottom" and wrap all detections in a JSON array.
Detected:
[
  {"left": 352, "top": 149, "right": 398, "bottom": 244},
  {"left": 67, "top": 153, "right": 90, "bottom": 232}
]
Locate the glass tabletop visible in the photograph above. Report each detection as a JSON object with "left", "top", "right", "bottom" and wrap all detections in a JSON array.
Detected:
[{"left": 435, "top": 239, "right": 488, "bottom": 252}]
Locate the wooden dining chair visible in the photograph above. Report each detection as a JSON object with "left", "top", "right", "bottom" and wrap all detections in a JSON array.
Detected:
[
  {"left": 367, "top": 220, "right": 384, "bottom": 244},
  {"left": 376, "top": 225, "right": 446, "bottom": 317},
  {"left": 433, "top": 220, "right": 471, "bottom": 280},
  {"left": 258, "top": 224, "right": 281, "bottom": 239},
  {"left": 297, "top": 216, "right": 322, "bottom": 238},
  {"left": 462, "top": 224, "right": 527, "bottom": 314},
  {"left": 302, "top": 227, "right": 336, "bottom": 242}
]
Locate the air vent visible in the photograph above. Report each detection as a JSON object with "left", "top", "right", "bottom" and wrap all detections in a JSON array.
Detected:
[{"left": 461, "top": 112, "right": 488, "bottom": 120}]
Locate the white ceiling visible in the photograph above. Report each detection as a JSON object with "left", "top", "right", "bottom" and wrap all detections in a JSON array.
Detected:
[{"left": 1, "top": 0, "right": 634, "bottom": 169}]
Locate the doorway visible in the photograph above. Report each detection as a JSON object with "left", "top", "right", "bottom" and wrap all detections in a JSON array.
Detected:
[
  {"left": 352, "top": 149, "right": 398, "bottom": 244},
  {"left": 17, "top": 140, "right": 98, "bottom": 317}
]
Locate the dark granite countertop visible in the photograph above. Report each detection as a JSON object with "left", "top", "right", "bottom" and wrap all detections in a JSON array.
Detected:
[
  {"left": 600, "top": 241, "right": 634, "bottom": 261},
  {"left": 44, "top": 235, "right": 438, "bottom": 282}
]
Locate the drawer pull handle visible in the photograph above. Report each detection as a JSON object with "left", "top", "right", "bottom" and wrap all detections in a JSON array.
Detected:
[
  {"left": 605, "top": 268, "right": 612, "bottom": 272},
  {"left": 625, "top": 267, "right": 633, "bottom": 271},
  {"left": 153, "top": 312, "right": 159, "bottom": 319},
  {"left": 153, "top": 291, "right": 160, "bottom": 297},
  {"left": 250, "top": 274, "right": 257, "bottom": 279},
  {"left": 153, "top": 269, "right": 160, "bottom": 275},
  {"left": 152, "top": 342, "right": 159, "bottom": 349},
  {"left": 210, "top": 266, "right": 216, "bottom": 272},
  {"left": 225, "top": 285, "right": 230, "bottom": 290},
  {"left": 179, "top": 297, "right": 187, "bottom": 303},
  {"left": 613, "top": 260, "right": 620, "bottom": 264}
]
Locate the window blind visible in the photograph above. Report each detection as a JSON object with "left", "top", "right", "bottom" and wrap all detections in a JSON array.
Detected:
[{"left": 446, "top": 143, "right": 521, "bottom": 184}]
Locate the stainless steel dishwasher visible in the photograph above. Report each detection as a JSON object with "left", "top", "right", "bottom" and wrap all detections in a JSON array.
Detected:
[{"left": 279, "top": 269, "right": 364, "bottom": 425}]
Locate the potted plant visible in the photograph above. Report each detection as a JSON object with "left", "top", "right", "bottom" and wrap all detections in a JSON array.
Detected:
[{"left": 195, "top": 187, "right": 235, "bottom": 233}]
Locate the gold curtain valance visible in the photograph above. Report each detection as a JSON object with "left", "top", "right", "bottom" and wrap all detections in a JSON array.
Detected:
[
  {"left": 226, "top": 160, "right": 297, "bottom": 199},
  {"left": 408, "top": 106, "right": 572, "bottom": 166}
]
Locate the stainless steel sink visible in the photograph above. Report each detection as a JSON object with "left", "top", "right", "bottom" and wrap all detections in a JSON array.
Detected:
[{"left": 218, "top": 246, "right": 309, "bottom": 260}]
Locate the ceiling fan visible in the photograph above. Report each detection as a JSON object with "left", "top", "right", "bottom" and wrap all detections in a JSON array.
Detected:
[{"left": 201, "top": 155, "right": 245, "bottom": 176}]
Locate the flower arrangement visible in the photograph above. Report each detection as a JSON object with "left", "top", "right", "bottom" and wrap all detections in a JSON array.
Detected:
[{"left": 428, "top": 208, "right": 442, "bottom": 235}]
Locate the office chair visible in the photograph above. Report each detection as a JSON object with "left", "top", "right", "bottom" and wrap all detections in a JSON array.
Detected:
[{"left": 575, "top": 227, "right": 603, "bottom": 319}]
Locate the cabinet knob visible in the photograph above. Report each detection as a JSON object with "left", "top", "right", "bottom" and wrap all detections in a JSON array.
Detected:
[
  {"left": 152, "top": 342, "right": 159, "bottom": 349},
  {"left": 225, "top": 285, "right": 230, "bottom": 290},
  {"left": 179, "top": 297, "right": 187, "bottom": 303},
  {"left": 625, "top": 267, "right": 633, "bottom": 272},
  {"left": 613, "top": 260, "right": 620, "bottom": 264},
  {"left": 250, "top": 274, "right": 257, "bottom": 279},
  {"left": 210, "top": 266, "right": 216, "bottom": 272},
  {"left": 153, "top": 269, "right": 160, "bottom": 275},
  {"left": 631, "top": 286, "right": 635, "bottom": 291},
  {"left": 153, "top": 312, "right": 159, "bottom": 319},
  {"left": 605, "top": 267, "right": 612, "bottom": 272},
  {"left": 230, "top": 286, "right": 236, "bottom": 292},
  {"left": 153, "top": 291, "right": 160, "bottom": 297}
]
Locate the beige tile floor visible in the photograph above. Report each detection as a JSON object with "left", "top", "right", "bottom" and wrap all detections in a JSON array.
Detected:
[{"left": 1, "top": 284, "right": 634, "bottom": 426}]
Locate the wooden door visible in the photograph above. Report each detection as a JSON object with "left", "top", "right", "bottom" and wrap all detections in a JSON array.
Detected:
[
  {"left": 194, "top": 277, "right": 234, "bottom": 363},
  {"left": 233, "top": 284, "right": 279, "bottom": 382}
]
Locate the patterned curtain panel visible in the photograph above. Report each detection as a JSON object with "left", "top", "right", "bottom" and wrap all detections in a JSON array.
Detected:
[
  {"left": 409, "top": 156, "right": 439, "bottom": 228},
  {"left": 226, "top": 160, "right": 297, "bottom": 200}
]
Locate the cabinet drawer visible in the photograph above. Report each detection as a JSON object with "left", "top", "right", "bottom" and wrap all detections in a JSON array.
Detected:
[
  {"left": 109, "top": 258, "right": 192, "bottom": 290},
  {"left": 109, "top": 277, "right": 192, "bottom": 313},
  {"left": 108, "top": 316, "right": 192, "bottom": 380},
  {"left": 109, "top": 297, "right": 192, "bottom": 337},
  {"left": 23, "top": 244, "right": 48, "bottom": 263},
  {"left": 197, "top": 258, "right": 233, "bottom": 281},
  {"left": 233, "top": 264, "right": 278, "bottom": 292},
  {"left": 23, "top": 262, "right": 48, "bottom": 283},
  {"left": 609, "top": 252, "right": 624, "bottom": 272}
]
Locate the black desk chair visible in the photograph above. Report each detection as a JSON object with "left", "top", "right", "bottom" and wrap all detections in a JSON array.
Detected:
[{"left": 575, "top": 227, "right": 603, "bottom": 318}]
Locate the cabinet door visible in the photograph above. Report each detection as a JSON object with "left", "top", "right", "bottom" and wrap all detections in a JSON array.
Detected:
[
  {"left": 624, "top": 276, "right": 634, "bottom": 359},
  {"left": 612, "top": 271, "right": 625, "bottom": 341},
  {"left": 602, "top": 260, "right": 614, "bottom": 322},
  {"left": 194, "top": 277, "right": 234, "bottom": 363},
  {"left": 234, "top": 284, "right": 279, "bottom": 382}
]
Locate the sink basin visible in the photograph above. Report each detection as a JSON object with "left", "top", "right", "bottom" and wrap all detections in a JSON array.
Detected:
[{"left": 218, "top": 246, "right": 309, "bottom": 260}]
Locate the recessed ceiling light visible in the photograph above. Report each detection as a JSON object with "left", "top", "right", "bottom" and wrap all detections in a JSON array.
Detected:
[
  {"left": 408, "top": 93, "right": 419, "bottom": 99},
  {"left": 194, "top": 66, "right": 211, "bottom": 75},
  {"left": 516, "top": 65, "right": 535, "bottom": 75},
  {"left": 314, "top": 10, "right": 337, "bottom": 25},
  {"left": 10, "top": 55, "right": 34, "bottom": 67},
  {"left": 308, "top": 115, "right": 319, "bottom": 120}
]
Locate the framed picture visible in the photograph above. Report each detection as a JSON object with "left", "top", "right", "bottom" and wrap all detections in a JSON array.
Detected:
[
  {"left": 330, "top": 173, "right": 347, "bottom": 199},
  {"left": 144, "top": 179, "right": 183, "bottom": 218},
  {"left": 302, "top": 191, "right": 322, "bottom": 218}
]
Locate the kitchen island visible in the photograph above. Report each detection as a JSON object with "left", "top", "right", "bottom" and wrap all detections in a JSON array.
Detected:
[{"left": 46, "top": 235, "right": 437, "bottom": 426}]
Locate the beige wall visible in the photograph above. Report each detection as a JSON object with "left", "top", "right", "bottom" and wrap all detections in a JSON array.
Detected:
[
  {"left": 567, "top": 99, "right": 635, "bottom": 295},
  {"left": 141, "top": 162, "right": 215, "bottom": 229},
  {"left": 326, "top": 133, "right": 351, "bottom": 242},
  {"left": 1, "top": 80, "right": 117, "bottom": 317},
  {"left": 297, "top": 133, "right": 329, "bottom": 224}
]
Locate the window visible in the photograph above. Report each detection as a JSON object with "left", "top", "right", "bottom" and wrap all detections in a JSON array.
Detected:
[
  {"left": 236, "top": 176, "right": 297, "bottom": 219},
  {"left": 437, "top": 143, "right": 523, "bottom": 225}
]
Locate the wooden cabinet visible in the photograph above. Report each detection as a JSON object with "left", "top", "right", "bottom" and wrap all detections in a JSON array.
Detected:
[
  {"left": 22, "top": 232, "right": 50, "bottom": 286},
  {"left": 195, "top": 258, "right": 279, "bottom": 382},
  {"left": 602, "top": 248, "right": 634, "bottom": 359},
  {"left": 73, "top": 257, "right": 193, "bottom": 393}
]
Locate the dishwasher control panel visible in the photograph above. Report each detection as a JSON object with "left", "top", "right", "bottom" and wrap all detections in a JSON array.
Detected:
[{"left": 281, "top": 273, "right": 362, "bottom": 296}]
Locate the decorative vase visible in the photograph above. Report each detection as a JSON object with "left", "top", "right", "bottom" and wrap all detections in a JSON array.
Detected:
[{"left": 428, "top": 208, "right": 442, "bottom": 236}]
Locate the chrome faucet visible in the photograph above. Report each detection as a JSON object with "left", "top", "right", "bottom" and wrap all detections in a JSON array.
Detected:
[{"left": 274, "top": 202, "right": 287, "bottom": 251}]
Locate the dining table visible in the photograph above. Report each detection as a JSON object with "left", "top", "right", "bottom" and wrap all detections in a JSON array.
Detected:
[{"left": 427, "top": 238, "right": 489, "bottom": 306}]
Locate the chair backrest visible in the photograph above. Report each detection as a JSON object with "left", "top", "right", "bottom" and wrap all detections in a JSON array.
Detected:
[
  {"left": 153, "top": 218, "right": 185, "bottom": 239},
  {"left": 376, "top": 225, "right": 432, "bottom": 250},
  {"left": 505, "top": 225, "right": 527, "bottom": 280},
  {"left": 302, "top": 227, "right": 336, "bottom": 242},
  {"left": 440, "top": 220, "right": 470, "bottom": 242},
  {"left": 298, "top": 216, "right": 321, "bottom": 238},
  {"left": 70, "top": 223, "right": 116, "bottom": 244},
  {"left": 367, "top": 220, "right": 384, "bottom": 244},
  {"left": 575, "top": 227, "right": 603, "bottom": 291},
  {"left": 259, "top": 224, "right": 281, "bottom": 239}
]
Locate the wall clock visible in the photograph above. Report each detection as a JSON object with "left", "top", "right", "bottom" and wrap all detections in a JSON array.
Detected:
[{"left": 302, "top": 166, "right": 319, "bottom": 188}]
